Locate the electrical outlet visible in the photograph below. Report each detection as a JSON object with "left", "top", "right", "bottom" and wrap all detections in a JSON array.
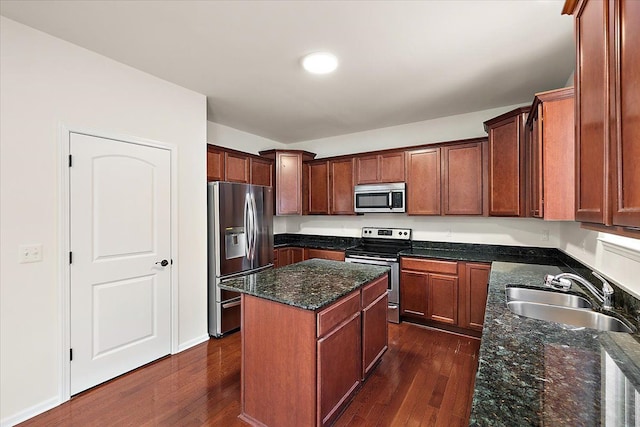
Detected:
[
  {"left": 19, "top": 244, "right": 43, "bottom": 263},
  {"left": 540, "top": 229, "right": 549, "bottom": 242}
]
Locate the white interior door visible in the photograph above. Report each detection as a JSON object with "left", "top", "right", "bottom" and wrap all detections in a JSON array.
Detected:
[{"left": 70, "top": 132, "right": 171, "bottom": 395}]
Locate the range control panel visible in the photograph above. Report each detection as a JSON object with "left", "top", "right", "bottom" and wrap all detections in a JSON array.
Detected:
[{"left": 361, "top": 227, "right": 412, "bottom": 240}]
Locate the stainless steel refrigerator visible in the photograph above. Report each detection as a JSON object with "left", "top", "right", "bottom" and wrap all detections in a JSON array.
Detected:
[{"left": 207, "top": 181, "right": 274, "bottom": 337}]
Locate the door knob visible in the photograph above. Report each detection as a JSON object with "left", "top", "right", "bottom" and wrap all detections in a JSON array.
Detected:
[{"left": 155, "top": 259, "right": 169, "bottom": 267}]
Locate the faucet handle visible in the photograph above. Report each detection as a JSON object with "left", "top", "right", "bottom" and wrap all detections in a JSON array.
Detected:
[{"left": 592, "top": 271, "right": 614, "bottom": 295}]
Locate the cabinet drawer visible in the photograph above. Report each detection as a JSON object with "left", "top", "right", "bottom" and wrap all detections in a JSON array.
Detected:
[
  {"left": 317, "top": 291, "right": 361, "bottom": 338},
  {"left": 362, "top": 275, "right": 388, "bottom": 308},
  {"left": 401, "top": 257, "right": 457, "bottom": 275}
]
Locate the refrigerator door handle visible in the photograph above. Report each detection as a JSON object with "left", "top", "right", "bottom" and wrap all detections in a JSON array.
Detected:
[
  {"left": 250, "top": 192, "right": 258, "bottom": 260},
  {"left": 244, "top": 193, "right": 252, "bottom": 259}
]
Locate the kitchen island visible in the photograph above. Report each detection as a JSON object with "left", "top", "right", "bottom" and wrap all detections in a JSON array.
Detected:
[{"left": 220, "top": 259, "right": 390, "bottom": 427}]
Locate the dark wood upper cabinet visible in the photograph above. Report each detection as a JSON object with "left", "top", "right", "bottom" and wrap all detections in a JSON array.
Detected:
[
  {"left": 329, "top": 158, "right": 355, "bottom": 215},
  {"left": 568, "top": 0, "right": 640, "bottom": 234},
  {"left": 259, "top": 150, "right": 316, "bottom": 216},
  {"left": 250, "top": 157, "right": 273, "bottom": 187},
  {"left": 611, "top": 0, "right": 640, "bottom": 229},
  {"left": 483, "top": 107, "right": 529, "bottom": 217},
  {"left": 405, "top": 147, "right": 441, "bottom": 215},
  {"left": 355, "top": 152, "right": 405, "bottom": 184},
  {"left": 525, "top": 87, "right": 576, "bottom": 221},
  {"left": 307, "top": 160, "right": 330, "bottom": 215},
  {"left": 207, "top": 146, "right": 225, "bottom": 182},
  {"left": 441, "top": 142, "right": 483, "bottom": 215},
  {"left": 224, "top": 151, "right": 250, "bottom": 183}
]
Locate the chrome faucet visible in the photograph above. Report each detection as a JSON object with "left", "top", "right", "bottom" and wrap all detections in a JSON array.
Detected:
[{"left": 544, "top": 271, "right": 614, "bottom": 310}]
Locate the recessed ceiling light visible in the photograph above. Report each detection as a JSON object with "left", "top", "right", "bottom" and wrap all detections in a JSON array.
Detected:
[{"left": 302, "top": 52, "right": 338, "bottom": 74}]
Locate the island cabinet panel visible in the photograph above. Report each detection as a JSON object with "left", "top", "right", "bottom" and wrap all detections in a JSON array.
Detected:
[
  {"left": 483, "top": 107, "right": 528, "bottom": 217},
  {"left": 224, "top": 151, "right": 250, "bottom": 183},
  {"left": 317, "top": 312, "right": 361, "bottom": 426},
  {"left": 241, "top": 295, "right": 317, "bottom": 427},
  {"left": 207, "top": 146, "right": 225, "bottom": 181},
  {"left": 405, "top": 147, "right": 441, "bottom": 215},
  {"left": 329, "top": 158, "right": 355, "bottom": 215},
  {"left": 355, "top": 152, "right": 405, "bottom": 184},
  {"left": 305, "top": 248, "right": 345, "bottom": 262},
  {"left": 250, "top": 157, "right": 273, "bottom": 187},
  {"left": 361, "top": 277, "right": 388, "bottom": 379},
  {"left": 441, "top": 142, "right": 483, "bottom": 215}
]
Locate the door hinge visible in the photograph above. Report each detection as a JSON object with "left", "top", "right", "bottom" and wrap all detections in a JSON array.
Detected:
[
  {"left": 70, "top": 348, "right": 73, "bottom": 361},
  {"left": 69, "top": 154, "right": 72, "bottom": 167},
  {"left": 69, "top": 252, "right": 73, "bottom": 264}
]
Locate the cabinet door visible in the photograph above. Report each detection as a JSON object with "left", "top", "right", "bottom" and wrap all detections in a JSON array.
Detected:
[
  {"left": 465, "top": 263, "right": 491, "bottom": 331},
  {"left": 442, "top": 142, "right": 483, "bottom": 215},
  {"left": 428, "top": 274, "right": 458, "bottom": 325},
  {"left": 405, "top": 148, "right": 441, "bottom": 215},
  {"left": 224, "top": 152, "right": 250, "bottom": 183},
  {"left": 250, "top": 157, "right": 273, "bottom": 187},
  {"left": 308, "top": 161, "right": 329, "bottom": 214},
  {"left": 329, "top": 159, "right": 355, "bottom": 215},
  {"left": 400, "top": 271, "right": 427, "bottom": 318},
  {"left": 291, "top": 247, "right": 305, "bottom": 264},
  {"left": 575, "top": 0, "right": 609, "bottom": 224},
  {"left": 355, "top": 155, "right": 379, "bottom": 184},
  {"left": 488, "top": 115, "right": 525, "bottom": 216},
  {"left": 317, "top": 313, "right": 361, "bottom": 426},
  {"left": 276, "top": 152, "right": 302, "bottom": 215},
  {"left": 273, "top": 249, "right": 279, "bottom": 268},
  {"left": 529, "top": 110, "right": 543, "bottom": 218},
  {"left": 207, "top": 146, "right": 225, "bottom": 181},
  {"left": 362, "top": 292, "right": 388, "bottom": 379},
  {"left": 611, "top": 0, "right": 640, "bottom": 228},
  {"left": 379, "top": 152, "right": 405, "bottom": 183}
]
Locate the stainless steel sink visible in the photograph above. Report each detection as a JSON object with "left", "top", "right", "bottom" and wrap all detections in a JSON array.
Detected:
[
  {"left": 506, "top": 286, "right": 593, "bottom": 308},
  {"left": 506, "top": 301, "right": 635, "bottom": 333}
]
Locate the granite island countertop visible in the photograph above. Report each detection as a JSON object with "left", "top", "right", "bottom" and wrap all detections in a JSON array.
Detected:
[
  {"left": 219, "top": 258, "right": 389, "bottom": 311},
  {"left": 470, "top": 261, "right": 640, "bottom": 426}
]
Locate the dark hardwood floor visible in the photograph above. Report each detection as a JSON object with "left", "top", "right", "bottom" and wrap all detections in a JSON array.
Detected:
[{"left": 20, "top": 323, "right": 480, "bottom": 426}]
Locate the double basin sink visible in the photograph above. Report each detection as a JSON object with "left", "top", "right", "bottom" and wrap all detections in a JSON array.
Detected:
[{"left": 506, "top": 285, "right": 635, "bottom": 333}]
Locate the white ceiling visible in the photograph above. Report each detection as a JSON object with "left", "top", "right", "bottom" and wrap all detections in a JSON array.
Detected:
[{"left": 0, "top": 0, "right": 575, "bottom": 143}]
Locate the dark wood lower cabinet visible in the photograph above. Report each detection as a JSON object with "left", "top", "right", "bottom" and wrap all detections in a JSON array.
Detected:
[
  {"left": 362, "top": 292, "right": 388, "bottom": 379},
  {"left": 274, "top": 246, "right": 304, "bottom": 267},
  {"left": 401, "top": 257, "right": 491, "bottom": 335}
]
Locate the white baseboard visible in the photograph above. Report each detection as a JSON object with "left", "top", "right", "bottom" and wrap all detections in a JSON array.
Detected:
[
  {"left": 176, "top": 334, "right": 209, "bottom": 353},
  {"left": 1, "top": 396, "right": 60, "bottom": 427}
]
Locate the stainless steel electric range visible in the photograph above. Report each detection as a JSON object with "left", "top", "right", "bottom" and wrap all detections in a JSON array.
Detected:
[{"left": 345, "top": 227, "right": 412, "bottom": 323}]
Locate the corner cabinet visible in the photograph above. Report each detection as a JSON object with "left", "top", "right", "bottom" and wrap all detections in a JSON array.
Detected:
[
  {"left": 568, "top": 0, "right": 640, "bottom": 234},
  {"left": 525, "top": 87, "right": 576, "bottom": 220},
  {"left": 483, "top": 107, "right": 529, "bottom": 217},
  {"left": 259, "top": 150, "right": 316, "bottom": 216}
]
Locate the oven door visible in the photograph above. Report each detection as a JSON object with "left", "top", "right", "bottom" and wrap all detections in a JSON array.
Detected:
[{"left": 345, "top": 255, "right": 400, "bottom": 323}]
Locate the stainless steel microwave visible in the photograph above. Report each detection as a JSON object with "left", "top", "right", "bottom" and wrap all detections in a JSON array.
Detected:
[{"left": 354, "top": 183, "right": 406, "bottom": 213}]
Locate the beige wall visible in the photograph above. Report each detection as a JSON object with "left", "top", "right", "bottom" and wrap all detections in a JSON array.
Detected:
[{"left": 1, "top": 18, "right": 207, "bottom": 425}]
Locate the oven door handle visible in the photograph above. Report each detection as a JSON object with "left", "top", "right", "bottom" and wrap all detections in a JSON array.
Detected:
[{"left": 346, "top": 255, "right": 397, "bottom": 264}]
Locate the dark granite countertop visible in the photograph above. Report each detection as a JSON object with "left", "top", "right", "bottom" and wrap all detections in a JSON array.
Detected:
[
  {"left": 470, "top": 261, "right": 640, "bottom": 426},
  {"left": 219, "top": 259, "right": 389, "bottom": 311},
  {"left": 274, "top": 234, "right": 358, "bottom": 251}
]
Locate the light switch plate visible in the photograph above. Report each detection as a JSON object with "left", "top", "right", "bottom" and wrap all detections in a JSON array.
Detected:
[{"left": 19, "top": 244, "right": 43, "bottom": 263}]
